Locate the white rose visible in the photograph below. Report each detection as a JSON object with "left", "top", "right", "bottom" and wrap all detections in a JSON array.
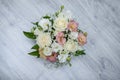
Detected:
[
  {"left": 43, "top": 47, "right": 52, "bottom": 56},
  {"left": 64, "top": 40, "right": 78, "bottom": 52},
  {"left": 69, "top": 32, "right": 78, "bottom": 39},
  {"left": 36, "top": 32, "right": 52, "bottom": 48},
  {"left": 51, "top": 42, "right": 63, "bottom": 52},
  {"left": 38, "top": 19, "right": 51, "bottom": 31},
  {"left": 58, "top": 53, "right": 68, "bottom": 63},
  {"left": 54, "top": 17, "right": 68, "bottom": 31}
]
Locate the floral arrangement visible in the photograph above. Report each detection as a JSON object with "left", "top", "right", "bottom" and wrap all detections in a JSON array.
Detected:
[{"left": 23, "top": 6, "right": 87, "bottom": 67}]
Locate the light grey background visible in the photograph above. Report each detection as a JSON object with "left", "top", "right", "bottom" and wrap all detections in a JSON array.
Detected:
[{"left": 0, "top": 0, "right": 120, "bottom": 80}]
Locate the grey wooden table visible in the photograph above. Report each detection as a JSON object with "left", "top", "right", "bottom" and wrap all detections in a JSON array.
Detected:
[{"left": 0, "top": 0, "right": 120, "bottom": 80}]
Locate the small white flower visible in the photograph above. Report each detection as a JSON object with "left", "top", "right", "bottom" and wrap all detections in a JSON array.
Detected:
[
  {"left": 64, "top": 40, "right": 78, "bottom": 52},
  {"left": 43, "top": 47, "right": 52, "bottom": 56},
  {"left": 58, "top": 53, "right": 68, "bottom": 63},
  {"left": 69, "top": 32, "right": 78, "bottom": 40},
  {"left": 36, "top": 32, "right": 52, "bottom": 48},
  {"left": 34, "top": 28, "right": 41, "bottom": 35},
  {"left": 51, "top": 42, "right": 63, "bottom": 52},
  {"left": 38, "top": 19, "right": 51, "bottom": 31}
]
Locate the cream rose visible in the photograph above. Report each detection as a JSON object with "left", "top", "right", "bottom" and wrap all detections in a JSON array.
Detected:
[
  {"left": 36, "top": 32, "right": 52, "bottom": 48},
  {"left": 64, "top": 40, "right": 78, "bottom": 52},
  {"left": 43, "top": 47, "right": 52, "bottom": 56},
  {"left": 54, "top": 17, "right": 68, "bottom": 31}
]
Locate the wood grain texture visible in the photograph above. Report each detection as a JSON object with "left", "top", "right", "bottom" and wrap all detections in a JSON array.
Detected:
[{"left": 0, "top": 0, "right": 120, "bottom": 80}]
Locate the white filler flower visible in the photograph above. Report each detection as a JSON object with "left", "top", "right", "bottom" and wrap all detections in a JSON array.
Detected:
[
  {"left": 36, "top": 32, "right": 52, "bottom": 48},
  {"left": 38, "top": 18, "right": 51, "bottom": 31},
  {"left": 58, "top": 53, "right": 68, "bottom": 63},
  {"left": 51, "top": 42, "right": 63, "bottom": 52}
]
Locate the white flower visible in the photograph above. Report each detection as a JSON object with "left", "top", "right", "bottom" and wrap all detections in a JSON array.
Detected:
[
  {"left": 34, "top": 28, "right": 41, "bottom": 35},
  {"left": 51, "top": 42, "right": 63, "bottom": 52},
  {"left": 64, "top": 40, "right": 78, "bottom": 52},
  {"left": 36, "top": 32, "right": 52, "bottom": 48},
  {"left": 54, "top": 17, "right": 68, "bottom": 31},
  {"left": 43, "top": 47, "right": 52, "bottom": 56},
  {"left": 38, "top": 19, "right": 51, "bottom": 31},
  {"left": 58, "top": 10, "right": 72, "bottom": 19},
  {"left": 58, "top": 53, "right": 68, "bottom": 63},
  {"left": 69, "top": 32, "right": 78, "bottom": 39}
]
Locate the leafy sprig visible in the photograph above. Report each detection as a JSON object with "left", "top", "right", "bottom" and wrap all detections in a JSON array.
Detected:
[
  {"left": 23, "top": 31, "right": 36, "bottom": 39},
  {"left": 74, "top": 50, "right": 86, "bottom": 56}
]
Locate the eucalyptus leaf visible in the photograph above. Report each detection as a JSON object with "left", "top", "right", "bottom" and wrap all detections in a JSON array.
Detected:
[{"left": 23, "top": 31, "right": 36, "bottom": 39}]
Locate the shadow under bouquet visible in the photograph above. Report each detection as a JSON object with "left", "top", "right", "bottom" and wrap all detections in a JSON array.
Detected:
[{"left": 23, "top": 6, "right": 87, "bottom": 67}]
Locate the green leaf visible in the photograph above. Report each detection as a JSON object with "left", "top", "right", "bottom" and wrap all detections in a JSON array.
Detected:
[
  {"left": 60, "top": 5, "right": 64, "bottom": 12},
  {"left": 43, "top": 15, "right": 51, "bottom": 19},
  {"left": 31, "top": 27, "right": 36, "bottom": 33},
  {"left": 55, "top": 5, "right": 64, "bottom": 17},
  {"left": 32, "top": 22, "right": 39, "bottom": 26},
  {"left": 50, "top": 19, "right": 54, "bottom": 26},
  {"left": 74, "top": 50, "right": 86, "bottom": 56},
  {"left": 28, "top": 51, "right": 40, "bottom": 57},
  {"left": 68, "top": 62, "right": 72, "bottom": 67},
  {"left": 23, "top": 31, "right": 36, "bottom": 39},
  {"left": 66, "top": 56, "right": 71, "bottom": 62},
  {"left": 55, "top": 12, "right": 59, "bottom": 17},
  {"left": 31, "top": 44, "right": 39, "bottom": 49},
  {"left": 37, "top": 25, "right": 43, "bottom": 31}
]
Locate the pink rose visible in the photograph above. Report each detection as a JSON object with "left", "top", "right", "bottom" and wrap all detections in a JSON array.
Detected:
[
  {"left": 78, "top": 32, "right": 87, "bottom": 46},
  {"left": 46, "top": 52, "right": 58, "bottom": 62},
  {"left": 56, "top": 32, "right": 66, "bottom": 45},
  {"left": 67, "top": 20, "right": 78, "bottom": 32}
]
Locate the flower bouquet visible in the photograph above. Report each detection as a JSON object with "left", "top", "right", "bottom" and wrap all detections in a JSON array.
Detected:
[{"left": 23, "top": 6, "right": 87, "bottom": 67}]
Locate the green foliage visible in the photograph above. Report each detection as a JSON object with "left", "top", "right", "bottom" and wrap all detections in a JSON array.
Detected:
[
  {"left": 23, "top": 31, "right": 36, "bottom": 39},
  {"left": 60, "top": 5, "right": 64, "bottom": 12},
  {"left": 31, "top": 44, "right": 39, "bottom": 50},
  {"left": 55, "top": 5, "right": 64, "bottom": 16},
  {"left": 32, "top": 22, "right": 39, "bottom": 26},
  {"left": 43, "top": 15, "right": 51, "bottom": 19},
  {"left": 28, "top": 51, "right": 40, "bottom": 58},
  {"left": 32, "top": 22, "right": 43, "bottom": 31},
  {"left": 74, "top": 50, "right": 86, "bottom": 56}
]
